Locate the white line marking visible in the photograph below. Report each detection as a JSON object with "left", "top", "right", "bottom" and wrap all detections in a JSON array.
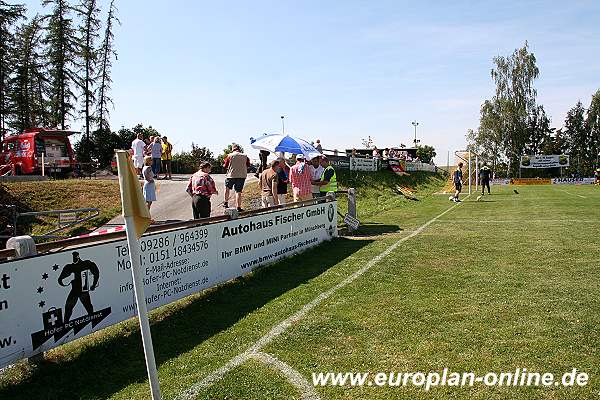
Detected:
[
  {"left": 557, "top": 189, "right": 587, "bottom": 199},
  {"left": 175, "top": 199, "right": 466, "bottom": 400},
  {"left": 436, "top": 219, "right": 597, "bottom": 223},
  {"left": 251, "top": 352, "right": 320, "bottom": 400}
]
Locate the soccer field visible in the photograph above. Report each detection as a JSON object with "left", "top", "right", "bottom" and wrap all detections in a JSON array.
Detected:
[{"left": 2, "top": 183, "right": 599, "bottom": 399}]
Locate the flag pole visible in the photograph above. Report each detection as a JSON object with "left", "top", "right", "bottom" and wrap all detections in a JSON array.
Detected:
[
  {"left": 115, "top": 150, "right": 162, "bottom": 400},
  {"left": 123, "top": 215, "right": 162, "bottom": 400}
]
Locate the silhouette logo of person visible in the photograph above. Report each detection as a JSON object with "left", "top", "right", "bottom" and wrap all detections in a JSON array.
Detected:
[{"left": 58, "top": 252, "right": 99, "bottom": 323}]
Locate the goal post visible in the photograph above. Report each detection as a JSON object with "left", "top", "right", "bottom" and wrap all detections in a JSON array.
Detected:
[{"left": 454, "top": 150, "right": 480, "bottom": 195}]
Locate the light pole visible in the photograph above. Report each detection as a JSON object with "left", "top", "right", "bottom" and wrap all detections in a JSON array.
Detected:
[
  {"left": 281, "top": 115, "right": 285, "bottom": 135},
  {"left": 412, "top": 121, "right": 420, "bottom": 147}
]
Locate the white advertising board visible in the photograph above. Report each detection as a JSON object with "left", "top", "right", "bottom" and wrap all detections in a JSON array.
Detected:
[
  {"left": 349, "top": 157, "right": 378, "bottom": 171},
  {"left": 520, "top": 155, "right": 569, "bottom": 169},
  {"left": 490, "top": 179, "right": 510, "bottom": 185},
  {"left": 0, "top": 201, "right": 337, "bottom": 368},
  {"left": 405, "top": 162, "right": 436, "bottom": 172},
  {"left": 551, "top": 177, "right": 595, "bottom": 185}
]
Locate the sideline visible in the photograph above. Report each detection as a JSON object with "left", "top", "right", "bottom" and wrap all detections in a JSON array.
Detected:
[
  {"left": 556, "top": 188, "right": 587, "bottom": 199},
  {"left": 175, "top": 197, "right": 468, "bottom": 400}
]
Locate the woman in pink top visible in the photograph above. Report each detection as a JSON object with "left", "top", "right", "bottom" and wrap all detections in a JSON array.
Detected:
[{"left": 289, "top": 154, "right": 313, "bottom": 202}]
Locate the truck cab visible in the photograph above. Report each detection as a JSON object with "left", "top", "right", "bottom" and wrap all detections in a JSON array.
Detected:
[{"left": 0, "top": 128, "right": 77, "bottom": 176}]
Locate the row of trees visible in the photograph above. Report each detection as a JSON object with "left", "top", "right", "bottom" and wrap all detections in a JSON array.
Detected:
[
  {"left": 0, "top": 0, "right": 118, "bottom": 154},
  {"left": 467, "top": 42, "right": 600, "bottom": 176}
]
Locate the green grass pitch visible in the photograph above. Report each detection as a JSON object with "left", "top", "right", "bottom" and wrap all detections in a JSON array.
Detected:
[{"left": 1, "top": 182, "right": 599, "bottom": 399}]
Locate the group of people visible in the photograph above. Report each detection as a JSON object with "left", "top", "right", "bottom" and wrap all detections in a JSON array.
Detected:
[
  {"left": 131, "top": 133, "right": 173, "bottom": 210},
  {"left": 184, "top": 144, "right": 337, "bottom": 220},
  {"left": 257, "top": 153, "right": 336, "bottom": 208},
  {"left": 450, "top": 162, "right": 492, "bottom": 202}
]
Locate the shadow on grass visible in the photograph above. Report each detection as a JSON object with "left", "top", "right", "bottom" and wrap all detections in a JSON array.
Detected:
[
  {"left": 0, "top": 237, "right": 373, "bottom": 400},
  {"left": 339, "top": 223, "right": 402, "bottom": 237}
]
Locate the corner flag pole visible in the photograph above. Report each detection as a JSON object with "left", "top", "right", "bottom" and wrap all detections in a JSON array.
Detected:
[{"left": 115, "top": 150, "right": 162, "bottom": 400}]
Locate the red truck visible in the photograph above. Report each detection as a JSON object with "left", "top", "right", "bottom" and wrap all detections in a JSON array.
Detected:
[{"left": 0, "top": 128, "right": 78, "bottom": 176}]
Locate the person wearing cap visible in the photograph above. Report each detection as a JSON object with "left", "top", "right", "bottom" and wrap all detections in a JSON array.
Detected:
[
  {"left": 313, "top": 156, "right": 337, "bottom": 196},
  {"left": 186, "top": 161, "right": 218, "bottom": 218},
  {"left": 259, "top": 160, "right": 280, "bottom": 208},
  {"left": 161, "top": 136, "right": 173, "bottom": 180},
  {"left": 223, "top": 143, "right": 250, "bottom": 212},
  {"left": 308, "top": 155, "right": 324, "bottom": 198},
  {"left": 289, "top": 154, "right": 312, "bottom": 202}
]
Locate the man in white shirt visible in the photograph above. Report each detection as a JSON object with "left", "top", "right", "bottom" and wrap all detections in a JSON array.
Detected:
[
  {"left": 308, "top": 156, "right": 324, "bottom": 198},
  {"left": 131, "top": 133, "right": 145, "bottom": 175}
]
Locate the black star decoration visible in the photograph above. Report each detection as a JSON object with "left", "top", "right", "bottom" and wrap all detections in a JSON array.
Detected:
[
  {"left": 42, "top": 273, "right": 49, "bottom": 280},
  {"left": 38, "top": 301, "right": 45, "bottom": 308},
  {"left": 52, "top": 264, "right": 59, "bottom": 271},
  {"left": 37, "top": 286, "right": 44, "bottom": 294}
]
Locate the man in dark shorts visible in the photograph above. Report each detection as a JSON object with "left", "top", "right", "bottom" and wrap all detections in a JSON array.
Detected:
[
  {"left": 480, "top": 162, "right": 491, "bottom": 195},
  {"left": 223, "top": 144, "right": 250, "bottom": 212},
  {"left": 452, "top": 162, "right": 463, "bottom": 202}
]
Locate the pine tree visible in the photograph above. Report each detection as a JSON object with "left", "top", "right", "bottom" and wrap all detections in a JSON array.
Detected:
[
  {"left": 76, "top": 0, "right": 100, "bottom": 142},
  {"left": 42, "top": 0, "right": 79, "bottom": 129},
  {"left": 9, "top": 15, "right": 47, "bottom": 132},
  {"left": 0, "top": 1, "right": 26, "bottom": 137},
  {"left": 96, "top": 0, "right": 118, "bottom": 131}
]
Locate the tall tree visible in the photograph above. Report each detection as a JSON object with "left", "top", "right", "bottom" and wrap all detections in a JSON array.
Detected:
[
  {"left": 586, "top": 89, "right": 600, "bottom": 168},
  {"left": 467, "top": 99, "right": 504, "bottom": 173},
  {"left": 524, "top": 105, "right": 552, "bottom": 155},
  {"left": 96, "top": 0, "right": 118, "bottom": 131},
  {"left": 490, "top": 42, "right": 539, "bottom": 175},
  {"left": 564, "top": 101, "right": 590, "bottom": 174},
  {"left": 43, "top": 0, "right": 79, "bottom": 129},
  {"left": 9, "top": 15, "right": 48, "bottom": 132},
  {"left": 0, "top": 1, "right": 26, "bottom": 137},
  {"left": 76, "top": 0, "right": 100, "bottom": 142}
]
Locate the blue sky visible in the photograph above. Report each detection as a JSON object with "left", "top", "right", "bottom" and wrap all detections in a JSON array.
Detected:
[{"left": 21, "top": 0, "right": 600, "bottom": 162}]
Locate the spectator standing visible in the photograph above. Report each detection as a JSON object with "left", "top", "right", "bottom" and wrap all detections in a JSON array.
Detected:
[
  {"left": 258, "top": 150, "right": 270, "bottom": 177},
  {"left": 223, "top": 144, "right": 250, "bottom": 212},
  {"left": 142, "top": 156, "right": 156, "bottom": 211},
  {"left": 315, "top": 139, "right": 323, "bottom": 153},
  {"left": 309, "top": 156, "right": 324, "bottom": 198},
  {"left": 161, "top": 136, "right": 173, "bottom": 180},
  {"left": 314, "top": 156, "right": 337, "bottom": 196},
  {"left": 383, "top": 148, "right": 390, "bottom": 160},
  {"left": 289, "top": 154, "right": 312, "bottom": 202},
  {"left": 151, "top": 136, "right": 162, "bottom": 177},
  {"left": 144, "top": 136, "right": 153, "bottom": 156},
  {"left": 259, "top": 160, "right": 280, "bottom": 207},
  {"left": 131, "top": 133, "right": 146, "bottom": 175},
  {"left": 186, "top": 161, "right": 218, "bottom": 219},
  {"left": 372, "top": 147, "right": 380, "bottom": 159},
  {"left": 276, "top": 157, "right": 289, "bottom": 205}
]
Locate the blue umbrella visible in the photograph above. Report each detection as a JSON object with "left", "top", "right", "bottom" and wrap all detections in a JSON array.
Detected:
[{"left": 250, "top": 133, "right": 321, "bottom": 159}]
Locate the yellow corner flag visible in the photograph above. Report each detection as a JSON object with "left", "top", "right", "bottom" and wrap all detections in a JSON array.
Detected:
[{"left": 115, "top": 150, "right": 151, "bottom": 238}]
